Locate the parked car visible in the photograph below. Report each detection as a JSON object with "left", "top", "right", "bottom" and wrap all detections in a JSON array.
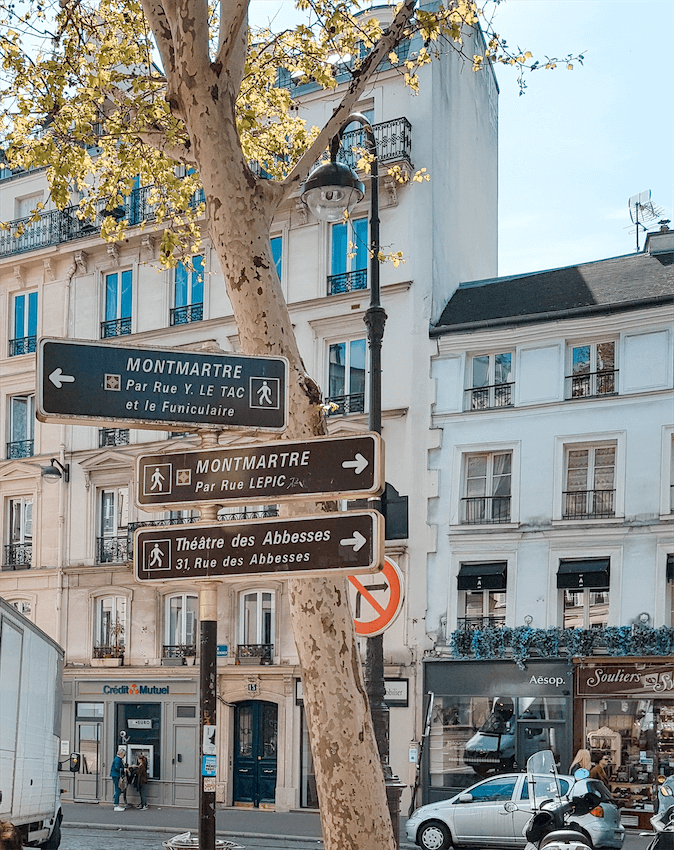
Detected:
[{"left": 405, "top": 772, "right": 625, "bottom": 850}]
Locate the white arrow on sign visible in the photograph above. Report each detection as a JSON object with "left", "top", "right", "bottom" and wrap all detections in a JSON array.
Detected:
[
  {"left": 341, "top": 453, "right": 369, "bottom": 475},
  {"left": 49, "top": 368, "right": 76, "bottom": 389},
  {"left": 339, "top": 530, "right": 367, "bottom": 552}
]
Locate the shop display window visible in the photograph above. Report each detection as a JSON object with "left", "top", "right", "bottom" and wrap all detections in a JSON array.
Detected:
[{"left": 429, "top": 695, "right": 568, "bottom": 792}]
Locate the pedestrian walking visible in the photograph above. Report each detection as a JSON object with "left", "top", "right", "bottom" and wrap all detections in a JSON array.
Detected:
[
  {"left": 110, "top": 746, "right": 127, "bottom": 811},
  {"left": 135, "top": 752, "right": 149, "bottom": 810},
  {"left": 569, "top": 748, "right": 592, "bottom": 775},
  {"left": 590, "top": 754, "right": 612, "bottom": 790}
]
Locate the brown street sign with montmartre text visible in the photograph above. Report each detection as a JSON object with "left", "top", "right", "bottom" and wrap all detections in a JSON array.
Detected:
[
  {"left": 135, "top": 433, "right": 383, "bottom": 509},
  {"left": 134, "top": 511, "right": 384, "bottom": 582}
]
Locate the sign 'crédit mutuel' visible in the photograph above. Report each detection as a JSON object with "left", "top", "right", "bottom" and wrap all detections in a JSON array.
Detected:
[
  {"left": 134, "top": 512, "right": 384, "bottom": 581},
  {"left": 37, "top": 338, "right": 287, "bottom": 431}
]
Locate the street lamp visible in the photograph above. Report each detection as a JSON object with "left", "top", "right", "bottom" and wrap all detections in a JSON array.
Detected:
[
  {"left": 301, "top": 114, "right": 404, "bottom": 846},
  {"left": 41, "top": 458, "right": 70, "bottom": 483}
]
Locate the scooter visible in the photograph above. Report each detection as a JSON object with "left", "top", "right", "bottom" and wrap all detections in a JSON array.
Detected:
[
  {"left": 519, "top": 751, "right": 601, "bottom": 850},
  {"left": 642, "top": 805, "right": 674, "bottom": 850}
]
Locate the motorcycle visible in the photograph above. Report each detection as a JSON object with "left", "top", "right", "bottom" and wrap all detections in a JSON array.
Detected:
[
  {"left": 517, "top": 750, "right": 602, "bottom": 850},
  {"left": 643, "top": 804, "right": 674, "bottom": 850}
]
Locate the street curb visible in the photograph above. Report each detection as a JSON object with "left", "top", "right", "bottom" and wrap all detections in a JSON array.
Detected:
[{"left": 65, "top": 821, "right": 417, "bottom": 849}]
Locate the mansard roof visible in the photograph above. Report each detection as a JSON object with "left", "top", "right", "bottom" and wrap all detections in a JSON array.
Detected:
[{"left": 432, "top": 243, "right": 674, "bottom": 335}]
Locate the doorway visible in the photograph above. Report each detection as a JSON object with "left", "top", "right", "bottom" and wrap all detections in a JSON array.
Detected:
[
  {"left": 74, "top": 718, "right": 102, "bottom": 800},
  {"left": 233, "top": 701, "right": 278, "bottom": 807}
]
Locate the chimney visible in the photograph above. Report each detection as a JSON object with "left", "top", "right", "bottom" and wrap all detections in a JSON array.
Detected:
[{"left": 645, "top": 222, "right": 674, "bottom": 256}]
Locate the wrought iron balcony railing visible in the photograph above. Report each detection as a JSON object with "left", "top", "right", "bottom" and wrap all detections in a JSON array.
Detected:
[
  {"left": 318, "top": 117, "right": 412, "bottom": 170},
  {"left": 326, "top": 393, "right": 365, "bottom": 416},
  {"left": 567, "top": 370, "right": 618, "bottom": 399},
  {"left": 93, "top": 644, "right": 125, "bottom": 659},
  {"left": 9, "top": 335, "right": 36, "bottom": 356},
  {"left": 0, "top": 184, "right": 205, "bottom": 260},
  {"left": 170, "top": 303, "right": 203, "bottom": 325},
  {"left": 7, "top": 439, "right": 34, "bottom": 459},
  {"left": 327, "top": 268, "right": 367, "bottom": 295},
  {"left": 456, "top": 616, "right": 506, "bottom": 630},
  {"left": 562, "top": 489, "right": 615, "bottom": 520},
  {"left": 101, "top": 316, "right": 131, "bottom": 338},
  {"left": 466, "top": 383, "right": 514, "bottom": 411},
  {"left": 236, "top": 644, "right": 273, "bottom": 665},
  {"left": 96, "top": 535, "right": 130, "bottom": 564},
  {"left": 461, "top": 495, "right": 511, "bottom": 525},
  {"left": 163, "top": 644, "right": 197, "bottom": 659},
  {"left": 99, "top": 428, "right": 130, "bottom": 447},
  {"left": 3, "top": 543, "right": 32, "bottom": 569}
]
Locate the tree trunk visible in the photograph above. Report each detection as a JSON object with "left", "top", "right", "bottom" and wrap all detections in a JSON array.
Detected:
[{"left": 182, "top": 81, "right": 395, "bottom": 850}]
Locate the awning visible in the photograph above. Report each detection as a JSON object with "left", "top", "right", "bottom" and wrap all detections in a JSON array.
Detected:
[
  {"left": 667, "top": 554, "right": 673, "bottom": 582},
  {"left": 457, "top": 562, "right": 507, "bottom": 591},
  {"left": 557, "top": 559, "right": 610, "bottom": 589}
]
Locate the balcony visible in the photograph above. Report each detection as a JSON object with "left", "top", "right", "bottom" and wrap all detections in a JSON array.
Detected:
[
  {"left": 327, "top": 268, "right": 367, "bottom": 296},
  {"left": 96, "top": 536, "right": 130, "bottom": 564},
  {"left": 326, "top": 393, "right": 365, "bottom": 416},
  {"left": 319, "top": 117, "right": 413, "bottom": 171},
  {"left": 567, "top": 369, "right": 618, "bottom": 399},
  {"left": 162, "top": 644, "right": 197, "bottom": 666},
  {"left": 99, "top": 428, "right": 130, "bottom": 447},
  {"left": 236, "top": 644, "right": 273, "bottom": 665},
  {"left": 0, "top": 184, "right": 205, "bottom": 260},
  {"left": 3, "top": 543, "right": 31, "bottom": 570},
  {"left": 9, "top": 335, "right": 36, "bottom": 356},
  {"left": 170, "top": 303, "right": 203, "bottom": 325},
  {"left": 563, "top": 489, "right": 615, "bottom": 520},
  {"left": 466, "top": 383, "right": 514, "bottom": 411},
  {"left": 101, "top": 316, "right": 131, "bottom": 338},
  {"left": 93, "top": 644, "right": 125, "bottom": 659},
  {"left": 461, "top": 495, "right": 511, "bottom": 525},
  {"left": 6, "top": 439, "right": 34, "bottom": 459},
  {"left": 457, "top": 616, "right": 506, "bottom": 630}
]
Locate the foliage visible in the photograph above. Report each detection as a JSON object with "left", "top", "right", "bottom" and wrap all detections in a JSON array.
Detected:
[
  {"left": 0, "top": 0, "right": 583, "bottom": 259},
  {"left": 448, "top": 624, "right": 674, "bottom": 669}
]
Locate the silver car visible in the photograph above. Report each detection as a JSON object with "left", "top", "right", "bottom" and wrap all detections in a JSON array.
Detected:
[{"left": 406, "top": 773, "right": 625, "bottom": 850}]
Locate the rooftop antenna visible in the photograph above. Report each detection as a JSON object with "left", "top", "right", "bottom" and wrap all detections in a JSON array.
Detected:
[{"left": 629, "top": 190, "right": 665, "bottom": 251}]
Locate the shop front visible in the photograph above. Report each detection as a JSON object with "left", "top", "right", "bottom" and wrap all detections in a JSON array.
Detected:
[
  {"left": 423, "top": 659, "right": 573, "bottom": 804},
  {"left": 575, "top": 659, "right": 674, "bottom": 828},
  {"left": 60, "top": 673, "right": 199, "bottom": 808}
]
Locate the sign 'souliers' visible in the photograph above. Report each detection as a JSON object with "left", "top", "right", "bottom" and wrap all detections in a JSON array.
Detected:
[
  {"left": 135, "top": 433, "right": 384, "bottom": 508},
  {"left": 134, "top": 511, "right": 384, "bottom": 581},
  {"left": 37, "top": 338, "right": 288, "bottom": 432}
]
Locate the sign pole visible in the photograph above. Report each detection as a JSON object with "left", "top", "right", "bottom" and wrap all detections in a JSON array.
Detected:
[{"left": 198, "top": 431, "right": 220, "bottom": 850}]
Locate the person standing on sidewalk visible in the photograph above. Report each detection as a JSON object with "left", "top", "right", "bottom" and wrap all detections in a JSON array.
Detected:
[
  {"left": 110, "top": 747, "right": 127, "bottom": 811},
  {"left": 135, "top": 752, "right": 149, "bottom": 810}
]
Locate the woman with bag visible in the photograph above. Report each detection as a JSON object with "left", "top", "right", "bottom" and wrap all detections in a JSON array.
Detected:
[
  {"left": 110, "top": 747, "right": 127, "bottom": 811},
  {"left": 135, "top": 752, "right": 149, "bottom": 810}
]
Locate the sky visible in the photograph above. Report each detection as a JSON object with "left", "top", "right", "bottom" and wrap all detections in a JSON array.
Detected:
[{"left": 249, "top": 0, "right": 674, "bottom": 278}]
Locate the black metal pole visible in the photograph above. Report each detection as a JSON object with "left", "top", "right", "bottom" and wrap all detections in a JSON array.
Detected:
[{"left": 199, "top": 593, "right": 217, "bottom": 850}]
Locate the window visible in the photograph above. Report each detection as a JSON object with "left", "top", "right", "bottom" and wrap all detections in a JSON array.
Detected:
[
  {"left": 101, "top": 269, "right": 132, "bottom": 337},
  {"left": 10, "top": 291, "right": 37, "bottom": 355},
  {"left": 557, "top": 558, "right": 610, "bottom": 628},
  {"left": 171, "top": 255, "right": 204, "bottom": 325},
  {"left": 164, "top": 594, "right": 198, "bottom": 660},
  {"left": 97, "top": 487, "right": 129, "bottom": 563},
  {"left": 4, "top": 497, "right": 32, "bottom": 569},
  {"left": 270, "top": 236, "right": 282, "bottom": 281},
  {"left": 462, "top": 776, "right": 517, "bottom": 802},
  {"left": 93, "top": 596, "right": 126, "bottom": 658},
  {"left": 567, "top": 341, "right": 617, "bottom": 398},
  {"left": 670, "top": 436, "right": 674, "bottom": 513},
  {"left": 238, "top": 590, "right": 274, "bottom": 664},
  {"left": 9, "top": 599, "right": 32, "bottom": 618},
  {"left": 467, "top": 352, "right": 513, "bottom": 410},
  {"left": 15, "top": 192, "right": 43, "bottom": 219},
  {"left": 99, "top": 428, "right": 130, "bottom": 447},
  {"left": 457, "top": 562, "right": 507, "bottom": 628},
  {"left": 563, "top": 444, "right": 615, "bottom": 519},
  {"left": 328, "top": 217, "right": 367, "bottom": 294},
  {"left": 462, "top": 452, "right": 512, "bottom": 524},
  {"left": 327, "top": 338, "right": 366, "bottom": 415},
  {"left": 7, "top": 395, "right": 34, "bottom": 459}
]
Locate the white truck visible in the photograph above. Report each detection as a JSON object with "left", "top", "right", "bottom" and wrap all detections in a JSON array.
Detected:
[{"left": 0, "top": 596, "right": 64, "bottom": 848}]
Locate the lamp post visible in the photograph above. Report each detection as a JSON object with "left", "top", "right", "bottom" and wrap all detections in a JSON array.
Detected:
[{"left": 302, "top": 114, "right": 404, "bottom": 846}]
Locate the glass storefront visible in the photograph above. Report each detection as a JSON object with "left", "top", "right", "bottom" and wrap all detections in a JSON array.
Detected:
[{"left": 424, "top": 660, "right": 572, "bottom": 803}]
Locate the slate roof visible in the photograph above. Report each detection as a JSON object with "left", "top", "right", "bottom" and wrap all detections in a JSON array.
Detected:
[{"left": 432, "top": 244, "right": 674, "bottom": 335}]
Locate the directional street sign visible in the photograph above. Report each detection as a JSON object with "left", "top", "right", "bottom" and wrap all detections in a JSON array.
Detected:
[
  {"left": 134, "top": 511, "right": 384, "bottom": 581},
  {"left": 37, "top": 338, "right": 288, "bottom": 432},
  {"left": 135, "top": 433, "right": 383, "bottom": 509}
]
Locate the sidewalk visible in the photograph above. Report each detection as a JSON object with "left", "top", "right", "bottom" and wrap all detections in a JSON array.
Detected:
[{"left": 61, "top": 801, "right": 414, "bottom": 848}]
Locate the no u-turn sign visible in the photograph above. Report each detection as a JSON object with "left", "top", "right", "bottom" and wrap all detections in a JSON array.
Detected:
[{"left": 348, "top": 557, "right": 404, "bottom": 636}]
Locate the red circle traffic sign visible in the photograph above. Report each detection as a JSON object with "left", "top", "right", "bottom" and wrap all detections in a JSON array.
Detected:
[{"left": 348, "top": 557, "right": 404, "bottom": 637}]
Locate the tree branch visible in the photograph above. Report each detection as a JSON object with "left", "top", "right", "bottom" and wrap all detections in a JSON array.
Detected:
[
  {"left": 171, "top": 0, "right": 211, "bottom": 76},
  {"left": 140, "top": 0, "right": 176, "bottom": 79},
  {"left": 215, "top": 0, "right": 249, "bottom": 68},
  {"left": 137, "top": 131, "right": 198, "bottom": 167},
  {"left": 281, "top": 0, "right": 417, "bottom": 196}
]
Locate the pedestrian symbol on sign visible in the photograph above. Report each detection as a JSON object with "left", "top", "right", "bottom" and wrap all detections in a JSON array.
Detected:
[
  {"left": 250, "top": 376, "right": 280, "bottom": 410},
  {"left": 143, "top": 462, "right": 172, "bottom": 496},
  {"left": 143, "top": 539, "right": 171, "bottom": 573}
]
